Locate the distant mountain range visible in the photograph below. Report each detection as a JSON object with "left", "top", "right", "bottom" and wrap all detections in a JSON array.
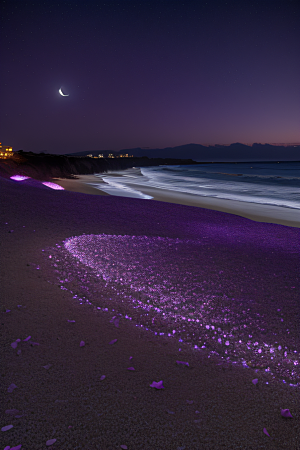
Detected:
[{"left": 66, "top": 143, "right": 300, "bottom": 162}]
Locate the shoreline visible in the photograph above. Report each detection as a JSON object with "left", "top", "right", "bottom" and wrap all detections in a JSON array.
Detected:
[{"left": 53, "top": 174, "right": 300, "bottom": 228}]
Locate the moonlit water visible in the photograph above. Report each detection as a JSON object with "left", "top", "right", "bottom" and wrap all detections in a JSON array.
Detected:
[{"left": 92, "top": 161, "right": 300, "bottom": 209}]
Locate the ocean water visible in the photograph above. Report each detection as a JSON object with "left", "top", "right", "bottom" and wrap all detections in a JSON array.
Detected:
[{"left": 92, "top": 161, "right": 300, "bottom": 209}]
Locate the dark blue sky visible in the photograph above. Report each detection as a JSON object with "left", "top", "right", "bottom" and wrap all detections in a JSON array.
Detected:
[{"left": 1, "top": 0, "right": 299, "bottom": 154}]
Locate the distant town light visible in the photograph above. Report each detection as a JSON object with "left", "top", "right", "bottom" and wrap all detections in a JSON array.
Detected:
[{"left": 0, "top": 143, "right": 14, "bottom": 159}]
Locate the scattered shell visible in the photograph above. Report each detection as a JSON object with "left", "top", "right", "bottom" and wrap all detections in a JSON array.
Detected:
[
  {"left": 23, "top": 336, "right": 31, "bottom": 341},
  {"left": 67, "top": 320, "right": 75, "bottom": 323},
  {"left": 281, "top": 409, "right": 293, "bottom": 418},
  {"left": 252, "top": 378, "right": 258, "bottom": 384},
  {"left": 11, "top": 342, "right": 18, "bottom": 349},
  {"left": 127, "top": 367, "right": 135, "bottom": 371},
  {"left": 176, "top": 360, "right": 189, "bottom": 367},
  {"left": 109, "top": 339, "right": 118, "bottom": 345},
  {"left": 120, "top": 446, "right": 128, "bottom": 449},
  {"left": 7, "top": 383, "right": 17, "bottom": 393},
  {"left": 1, "top": 424, "right": 14, "bottom": 431},
  {"left": 150, "top": 380, "right": 164, "bottom": 389},
  {"left": 100, "top": 375, "right": 106, "bottom": 381},
  {"left": 43, "top": 364, "right": 52, "bottom": 370},
  {"left": 46, "top": 439, "right": 57, "bottom": 446},
  {"left": 263, "top": 428, "right": 270, "bottom": 437},
  {"left": 79, "top": 341, "right": 85, "bottom": 347}
]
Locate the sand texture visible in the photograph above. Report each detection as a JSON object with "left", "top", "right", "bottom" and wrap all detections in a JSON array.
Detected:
[{"left": 0, "top": 176, "right": 299, "bottom": 450}]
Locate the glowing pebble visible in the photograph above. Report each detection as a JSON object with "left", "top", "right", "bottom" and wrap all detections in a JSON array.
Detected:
[
  {"left": 281, "top": 409, "right": 293, "bottom": 418},
  {"left": 1, "top": 425, "right": 13, "bottom": 431},
  {"left": 100, "top": 375, "right": 106, "bottom": 381},
  {"left": 11, "top": 342, "right": 18, "bottom": 349},
  {"left": 263, "top": 428, "right": 270, "bottom": 437},
  {"left": 127, "top": 367, "right": 135, "bottom": 371},
  {"left": 150, "top": 380, "right": 164, "bottom": 389},
  {"left": 252, "top": 378, "right": 258, "bottom": 384},
  {"left": 79, "top": 341, "right": 85, "bottom": 347},
  {"left": 109, "top": 339, "right": 117, "bottom": 345},
  {"left": 46, "top": 439, "right": 57, "bottom": 446}
]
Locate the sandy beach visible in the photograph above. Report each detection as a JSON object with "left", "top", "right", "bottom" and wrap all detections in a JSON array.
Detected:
[
  {"left": 53, "top": 174, "right": 300, "bottom": 228},
  {"left": 1, "top": 175, "right": 299, "bottom": 450}
]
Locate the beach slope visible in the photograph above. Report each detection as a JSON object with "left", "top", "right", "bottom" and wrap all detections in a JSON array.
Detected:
[{"left": 0, "top": 176, "right": 299, "bottom": 450}]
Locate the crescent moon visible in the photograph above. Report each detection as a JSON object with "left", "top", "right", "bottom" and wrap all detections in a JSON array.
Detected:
[{"left": 59, "top": 88, "right": 69, "bottom": 97}]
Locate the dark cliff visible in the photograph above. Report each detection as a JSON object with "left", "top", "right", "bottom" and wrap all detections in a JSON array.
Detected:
[{"left": 0, "top": 153, "right": 200, "bottom": 181}]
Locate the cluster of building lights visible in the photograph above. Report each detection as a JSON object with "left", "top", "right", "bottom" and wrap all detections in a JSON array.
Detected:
[
  {"left": 0, "top": 143, "right": 13, "bottom": 159},
  {"left": 87, "top": 153, "right": 133, "bottom": 159}
]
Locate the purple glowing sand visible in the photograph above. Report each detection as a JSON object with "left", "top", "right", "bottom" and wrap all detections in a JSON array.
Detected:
[{"left": 45, "top": 207, "right": 299, "bottom": 387}]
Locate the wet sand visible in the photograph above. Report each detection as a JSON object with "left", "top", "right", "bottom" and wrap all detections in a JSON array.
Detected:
[
  {"left": 53, "top": 174, "right": 300, "bottom": 228},
  {"left": 1, "top": 175, "right": 299, "bottom": 449}
]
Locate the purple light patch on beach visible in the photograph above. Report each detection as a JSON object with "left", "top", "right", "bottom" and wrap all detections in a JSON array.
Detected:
[
  {"left": 10, "top": 175, "right": 30, "bottom": 181},
  {"left": 42, "top": 181, "right": 64, "bottom": 190}
]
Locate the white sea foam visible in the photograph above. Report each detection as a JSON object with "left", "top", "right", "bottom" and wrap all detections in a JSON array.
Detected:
[{"left": 91, "top": 162, "right": 300, "bottom": 209}]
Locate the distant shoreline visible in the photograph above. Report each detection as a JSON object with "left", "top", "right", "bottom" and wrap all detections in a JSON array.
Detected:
[{"left": 54, "top": 173, "right": 300, "bottom": 228}]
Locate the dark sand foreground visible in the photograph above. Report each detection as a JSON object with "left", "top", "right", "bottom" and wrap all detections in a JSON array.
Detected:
[{"left": 0, "top": 176, "right": 299, "bottom": 450}]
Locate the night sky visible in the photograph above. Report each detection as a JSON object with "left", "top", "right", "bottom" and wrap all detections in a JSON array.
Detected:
[{"left": 1, "top": 0, "right": 299, "bottom": 155}]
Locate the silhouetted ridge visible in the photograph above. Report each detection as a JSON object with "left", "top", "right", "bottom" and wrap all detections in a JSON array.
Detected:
[{"left": 0, "top": 153, "right": 199, "bottom": 181}]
